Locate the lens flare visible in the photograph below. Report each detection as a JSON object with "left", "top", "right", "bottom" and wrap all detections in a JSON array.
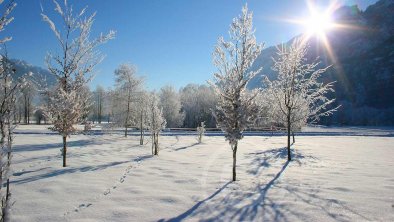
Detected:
[{"left": 304, "top": 11, "right": 333, "bottom": 38}]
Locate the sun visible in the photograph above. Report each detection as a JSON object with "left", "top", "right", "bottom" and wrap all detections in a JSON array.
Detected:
[{"left": 304, "top": 11, "right": 333, "bottom": 37}]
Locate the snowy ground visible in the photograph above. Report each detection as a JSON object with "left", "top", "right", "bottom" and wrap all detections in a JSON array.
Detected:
[{"left": 9, "top": 125, "right": 394, "bottom": 221}]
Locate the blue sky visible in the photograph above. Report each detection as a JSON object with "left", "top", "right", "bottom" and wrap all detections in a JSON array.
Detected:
[{"left": 3, "top": 0, "right": 377, "bottom": 90}]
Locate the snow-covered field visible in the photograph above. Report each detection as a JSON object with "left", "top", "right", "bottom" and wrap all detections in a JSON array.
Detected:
[{"left": 10, "top": 125, "right": 394, "bottom": 221}]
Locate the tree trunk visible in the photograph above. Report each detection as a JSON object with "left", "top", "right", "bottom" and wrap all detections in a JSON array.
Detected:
[
  {"left": 62, "top": 136, "right": 67, "bottom": 167},
  {"left": 24, "top": 98, "right": 27, "bottom": 124},
  {"left": 5, "top": 122, "right": 11, "bottom": 214},
  {"left": 125, "top": 126, "right": 128, "bottom": 138},
  {"left": 151, "top": 133, "right": 155, "bottom": 155},
  {"left": 140, "top": 112, "right": 144, "bottom": 145},
  {"left": 27, "top": 97, "right": 30, "bottom": 125},
  {"left": 140, "top": 129, "right": 144, "bottom": 145},
  {"left": 232, "top": 141, "right": 238, "bottom": 181},
  {"left": 287, "top": 114, "right": 291, "bottom": 161},
  {"left": 98, "top": 96, "right": 102, "bottom": 124},
  {"left": 18, "top": 109, "right": 21, "bottom": 123},
  {"left": 154, "top": 133, "right": 159, "bottom": 155},
  {"left": 156, "top": 134, "right": 159, "bottom": 155},
  {"left": 98, "top": 100, "right": 102, "bottom": 124},
  {"left": 6, "top": 140, "right": 11, "bottom": 203},
  {"left": 125, "top": 94, "right": 131, "bottom": 138},
  {"left": 292, "top": 131, "right": 295, "bottom": 144}
]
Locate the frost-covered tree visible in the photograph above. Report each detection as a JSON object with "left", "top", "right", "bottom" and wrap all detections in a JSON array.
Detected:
[
  {"left": 0, "top": 1, "right": 17, "bottom": 221},
  {"left": 79, "top": 85, "right": 93, "bottom": 123},
  {"left": 42, "top": 0, "right": 115, "bottom": 167},
  {"left": 136, "top": 90, "right": 149, "bottom": 145},
  {"left": 114, "top": 63, "right": 143, "bottom": 137},
  {"left": 0, "top": 54, "right": 22, "bottom": 222},
  {"left": 147, "top": 93, "right": 166, "bottom": 155},
  {"left": 0, "top": 53, "right": 19, "bottom": 222},
  {"left": 264, "top": 38, "right": 338, "bottom": 161},
  {"left": 196, "top": 121, "right": 205, "bottom": 144},
  {"left": 104, "top": 88, "right": 116, "bottom": 123},
  {"left": 94, "top": 85, "right": 105, "bottom": 123},
  {"left": 20, "top": 80, "right": 35, "bottom": 124},
  {"left": 159, "top": 85, "right": 184, "bottom": 128},
  {"left": 34, "top": 109, "right": 46, "bottom": 125},
  {"left": 209, "top": 4, "right": 263, "bottom": 181}
]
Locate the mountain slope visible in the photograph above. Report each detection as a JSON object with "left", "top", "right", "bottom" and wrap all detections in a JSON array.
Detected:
[
  {"left": 250, "top": 0, "right": 394, "bottom": 125},
  {"left": 10, "top": 59, "right": 56, "bottom": 86}
]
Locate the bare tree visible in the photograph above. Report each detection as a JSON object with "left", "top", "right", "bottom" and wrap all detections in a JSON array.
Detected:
[
  {"left": 209, "top": 4, "right": 263, "bottom": 181},
  {"left": 41, "top": 0, "right": 115, "bottom": 167},
  {"left": 264, "top": 38, "right": 339, "bottom": 161}
]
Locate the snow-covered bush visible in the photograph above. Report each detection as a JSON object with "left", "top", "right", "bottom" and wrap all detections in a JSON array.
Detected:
[
  {"left": 196, "top": 121, "right": 206, "bottom": 143},
  {"left": 84, "top": 121, "right": 93, "bottom": 132}
]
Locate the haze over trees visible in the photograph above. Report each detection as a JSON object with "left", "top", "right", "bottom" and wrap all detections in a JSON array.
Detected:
[
  {"left": 159, "top": 85, "right": 184, "bottom": 128},
  {"left": 180, "top": 84, "right": 217, "bottom": 128}
]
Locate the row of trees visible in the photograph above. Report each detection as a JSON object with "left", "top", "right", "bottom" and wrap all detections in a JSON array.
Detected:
[
  {"left": 14, "top": 74, "right": 216, "bottom": 130},
  {"left": 84, "top": 83, "right": 216, "bottom": 129},
  {"left": 88, "top": 83, "right": 217, "bottom": 128}
]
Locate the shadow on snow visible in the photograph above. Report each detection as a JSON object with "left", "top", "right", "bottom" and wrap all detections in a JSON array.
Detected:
[
  {"left": 159, "top": 147, "right": 369, "bottom": 222},
  {"left": 11, "top": 160, "right": 129, "bottom": 185},
  {"left": 13, "top": 139, "right": 100, "bottom": 152}
]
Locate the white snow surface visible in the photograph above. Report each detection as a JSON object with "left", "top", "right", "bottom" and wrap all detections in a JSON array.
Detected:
[{"left": 10, "top": 125, "right": 394, "bottom": 221}]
